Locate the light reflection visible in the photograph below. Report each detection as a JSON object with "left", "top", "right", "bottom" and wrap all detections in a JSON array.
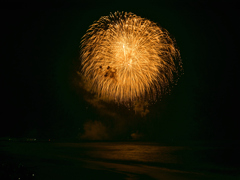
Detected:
[{"left": 83, "top": 143, "right": 185, "bottom": 164}]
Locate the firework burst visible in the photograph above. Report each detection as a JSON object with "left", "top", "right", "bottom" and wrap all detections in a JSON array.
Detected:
[{"left": 80, "top": 11, "right": 182, "bottom": 105}]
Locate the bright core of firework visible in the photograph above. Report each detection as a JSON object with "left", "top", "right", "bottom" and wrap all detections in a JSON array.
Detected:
[{"left": 80, "top": 11, "right": 182, "bottom": 105}]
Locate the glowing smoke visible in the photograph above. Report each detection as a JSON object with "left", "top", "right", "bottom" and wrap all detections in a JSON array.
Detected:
[{"left": 80, "top": 120, "right": 109, "bottom": 140}]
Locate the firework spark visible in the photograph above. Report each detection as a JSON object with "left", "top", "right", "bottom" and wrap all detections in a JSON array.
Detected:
[{"left": 80, "top": 11, "right": 182, "bottom": 105}]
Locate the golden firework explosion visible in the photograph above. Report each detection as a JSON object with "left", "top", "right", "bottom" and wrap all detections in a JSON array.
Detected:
[{"left": 80, "top": 11, "right": 182, "bottom": 105}]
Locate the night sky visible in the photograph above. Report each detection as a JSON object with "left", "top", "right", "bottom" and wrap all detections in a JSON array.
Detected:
[{"left": 2, "top": 0, "right": 239, "bottom": 143}]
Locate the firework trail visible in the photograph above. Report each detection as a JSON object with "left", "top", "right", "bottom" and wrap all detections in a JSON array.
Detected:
[{"left": 80, "top": 11, "right": 182, "bottom": 105}]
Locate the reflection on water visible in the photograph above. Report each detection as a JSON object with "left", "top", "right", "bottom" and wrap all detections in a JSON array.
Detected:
[
  {"left": 84, "top": 143, "right": 186, "bottom": 164},
  {"left": 53, "top": 141, "right": 240, "bottom": 176},
  {"left": 2, "top": 141, "right": 239, "bottom": 177},
  {"left": 55, "top": 142, "right": 228, "bottom": 169}
]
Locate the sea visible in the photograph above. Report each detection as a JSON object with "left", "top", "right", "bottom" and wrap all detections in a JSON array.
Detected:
[{"left": 0, "top": 141, "right": 239, "bottom": 180}]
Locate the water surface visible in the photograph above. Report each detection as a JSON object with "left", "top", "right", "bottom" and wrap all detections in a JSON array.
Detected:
[{"left": 1, "top": 141, "right": 239, "bottom": 180}]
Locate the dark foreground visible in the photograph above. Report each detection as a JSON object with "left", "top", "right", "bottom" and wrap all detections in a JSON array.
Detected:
[{"left": 1, "top": 141, "right": 239, "bottom": 180}]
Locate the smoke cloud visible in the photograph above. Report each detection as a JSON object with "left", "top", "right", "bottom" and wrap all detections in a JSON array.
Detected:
[
  {"left": 134, "top": 101, "right": 150, "bottom": 117},
  {"left": 80, "top": 120, "right": 109, "bottom": 140},
  {"left": 75, "top": 72, "right": 150, "bottom": 140},
  {"left": 131, "top": 131, "right": 144, "bottom": 140}
]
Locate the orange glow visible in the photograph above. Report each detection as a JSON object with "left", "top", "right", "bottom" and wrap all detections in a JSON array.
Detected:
[{"left": 80, "top": 11, "right": 182, "bottom": 105}]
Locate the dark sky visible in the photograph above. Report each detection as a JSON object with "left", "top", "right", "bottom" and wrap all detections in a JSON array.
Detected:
[{"left": 1, "top": 0, "right": 239, "bottom": 142}]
